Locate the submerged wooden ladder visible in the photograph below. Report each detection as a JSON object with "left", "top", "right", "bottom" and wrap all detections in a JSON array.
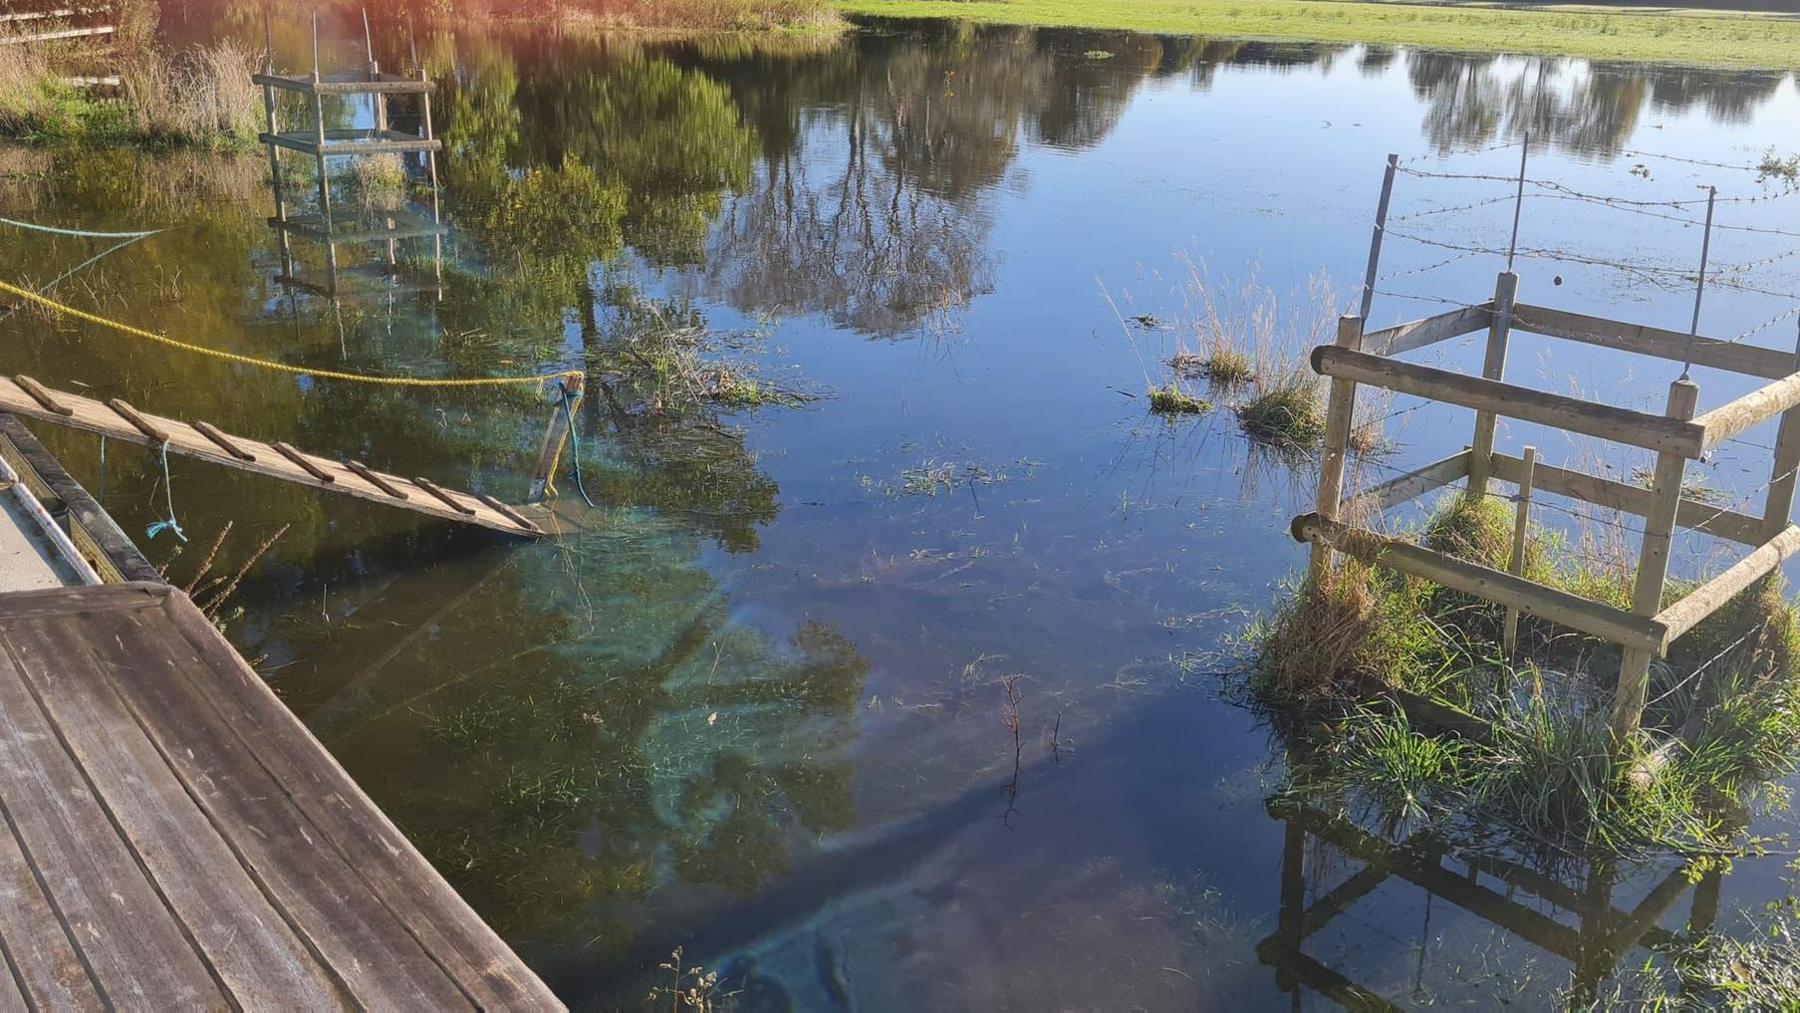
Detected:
[{"left": 0, "top": 375, "right": 554, "bottom": 537}]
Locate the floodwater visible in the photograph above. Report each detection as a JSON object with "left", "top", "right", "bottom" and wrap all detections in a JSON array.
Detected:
[{"left": 4, "top": 14, "right": 1800, "bottom": 1009}]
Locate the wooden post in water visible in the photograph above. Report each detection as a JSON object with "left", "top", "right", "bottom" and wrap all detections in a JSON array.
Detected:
[
  {"left": 1358, "top": 154, "right": 1399, "bottom": 322},
  {"left": 526, "top": 374, "right": 584, "bottom": 504},
  {"left": 1502, "top": 445, "right": 1537, "bottom": 657},
  {"left": 1466, "top": 271, "right": 1519, "bottom": 495},
  {"left": 1760, "top": 321, "right": 1800, "bottom": 539},
  {"left": 1310, "top": 314, "right": 1365, "bottom": 584},
  {"left": 1611, "top": 378, "right": 1699, "bottom": 741}
]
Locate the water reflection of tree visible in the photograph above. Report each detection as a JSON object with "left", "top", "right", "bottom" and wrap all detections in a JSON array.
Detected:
[{"left": 1406, "top": 52, "right": 1784, "bottom": 157}]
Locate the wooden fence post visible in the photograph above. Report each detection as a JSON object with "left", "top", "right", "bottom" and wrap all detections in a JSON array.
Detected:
[
  {"left": 1759, "top": 322, "right": 1800, "bottom": 540},
  {"left": 1612, "top": 378, "right": 1699, "bottom": 742},
  {"left": 1503, "top": 445, "right": 1537, "bottom": 657},
  {"left": 526, "top": 375, "right": 584, "bottom": 504},
  {"left": 1310, "top": 314, "right": 1365, "bottom": 584},
  {"left": 1467, "top": 271, "right": 1519, "bottom": 494}
]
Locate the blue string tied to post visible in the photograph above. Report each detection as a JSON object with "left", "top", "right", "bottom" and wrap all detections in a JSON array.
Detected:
[
  {"left": 145, "top": 442, "right": 187, "bottom": 542},
  {"left": 557, "top": 378, "right": 596, "bottom": 509}
]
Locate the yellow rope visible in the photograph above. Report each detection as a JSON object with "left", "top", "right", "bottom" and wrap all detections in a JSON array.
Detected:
[{"left": 0, "top": 278, "right": 582, "bottom": 389}]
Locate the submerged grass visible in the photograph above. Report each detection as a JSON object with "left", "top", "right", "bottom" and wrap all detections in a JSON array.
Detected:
[
  {"left": 838, "top": 0, "right": 1800, "bottom": 70},
  {"left": 1147, "top": 382, "right": 1209, "bottom": 416}
]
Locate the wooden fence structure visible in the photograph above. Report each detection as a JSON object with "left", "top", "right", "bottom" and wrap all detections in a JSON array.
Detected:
[{"left": 1293, "top": 269, "right": 1800, "bottom": 739}]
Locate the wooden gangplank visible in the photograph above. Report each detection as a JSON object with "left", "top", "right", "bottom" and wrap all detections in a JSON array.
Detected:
[
  {"left": 0, "top": 376, "right": 544, "bottom": 537},
  {"left": 0, "top": 581, "right": 563, "bottom": 1009}
]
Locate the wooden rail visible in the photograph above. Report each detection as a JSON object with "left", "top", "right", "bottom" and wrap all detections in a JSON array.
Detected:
[
  {"left": 0, "top": 378, "right": 542, "bottom": 537},
  {"left": 1303, "top": 274, "right": 1800, "bottom": 740},
  {"left": 1313, "top": 344, "right": 1709, "bottom": 456}
]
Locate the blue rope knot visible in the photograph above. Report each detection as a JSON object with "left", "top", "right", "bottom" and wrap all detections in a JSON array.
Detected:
[{"left": 145, "top": 441, "right": 187, "bottom": 543}]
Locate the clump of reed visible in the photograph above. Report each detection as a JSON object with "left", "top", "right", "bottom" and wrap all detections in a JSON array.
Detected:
[
  {"left": 352, "top": 153, "right": 410, "bottom": 211},
  {"left": 1179, "top": 258, "right": 1333, "bottom": 448},
  {"left": 1147, "top": 381, "right": 1209, "bottom": 416},
  {"left": 118, "top": 40, "right": 262, "bottom": 148}
]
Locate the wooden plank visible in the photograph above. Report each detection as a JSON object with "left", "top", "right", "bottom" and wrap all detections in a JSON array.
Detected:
[
  {"left": 1513, "top": 303, "right": 1796, "bottom": 381},
  {"left": 1312, "top": 315, "right": 1364, "bottom": 581},
  {"left": 0, "top": 802, "right": 101, "bottom": 1009},
  {"left": 527, "top": 375, "right": 582, "bottom": 504},
  {"left": 1762, "top": 327, "right": 1800, "bottom": 539},
  {"left": 258, "top": 130, "right": 443, "bottom": 157},
  {"left": 134, "top": 589, "right": 562, "bottom": 1008},
  {"left": 1614, "top": 380, "right": 1699, "bottom": 741},
  {"left": 1312, "top": 345, "right": 1707, "bottom": 457},
  {"left": 411, "top": 477, "right": 475, "bottom": 515},
  {"left": 1342, "top": 449, "right": 1470, "bottom": 516},
  {"left": 345, "top": 460, "right": 407, "bottom": 499},
  {"left": 1363, "top": 303, "right": 1493, "bottom": 357},
  {"left": 0, "top": 25, "right": 115, "bottom": 44},
  {"left": 253, "top": 72, "right": 433, "bottom": 95},
  {"left": 191, "top": 420, "right": 254, "bottom": 461},
  {"left": 105, "top": 399, "right": 168, "bottom": 443},
  {"left": 4, "top": 622, "right": 348, "bottom": 1008},
  {"left": 1656, "top": 525, "right": 1800, "bottom": 646},
  {"left": 80, "top": 599, "right": 478, "bottom": 1009},
  {"left": 1468, "top": 272, "right": 1518, "bottom": 493},
  {"left": 1503, "top": 445, "right": 1537, "bottom": 657},
  {"left": 0, "top": 632, "right": 224, "bottom": 1008},
  {"left": 1291, "top": 511, "right": 1665, "bottom": 651},
  {"left": 272, "top": 442, "right": 334, "bottom": 483},
  {"left": 0, "top": 379, "right": 536, "bottom": 536},
  {"left": 1695, "top": 370, "right": 1800, "bottom": 450},
  {"left": 1487, "top": 450, "right": 1764, "bottom": 547},
  {"left": 0, "top": 416, "right": 159, "bottom": 583},
  {"left": 13, "top": 377, "right": 70, "bottom": 417}
]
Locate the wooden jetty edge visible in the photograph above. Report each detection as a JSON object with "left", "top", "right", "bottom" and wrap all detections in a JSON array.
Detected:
[
  {"left": 0, "top": 376, "right": 545, "bottom": 537},
  {"left": 0, "top": 581, "right": 562, "bottom": 1009}
]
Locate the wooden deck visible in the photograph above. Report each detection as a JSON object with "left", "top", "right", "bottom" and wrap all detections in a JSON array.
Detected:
[{"left": 0, "top": 582, "right": 562, "bottom": 1009}]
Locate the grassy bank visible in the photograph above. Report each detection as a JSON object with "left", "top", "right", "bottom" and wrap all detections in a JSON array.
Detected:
[{"left": 837, "top": 0, "right": 1800, "bottom": 69}]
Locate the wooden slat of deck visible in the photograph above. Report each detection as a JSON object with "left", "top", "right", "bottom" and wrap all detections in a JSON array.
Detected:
[
  {"left": 4, "top": 620, "right": 350, "bottom": 1008},
  {"left": 86, "top": 606, "right": 475, "bottom": 1009},
  {"left": 0, "top": 812, "right": 101, "bottom": 1010},
  {"left": 145, "top": 590, "right": 564, "bottom": 1009},
  {"left": 0, "top": 633, "right": 225, "bottom": 1009}
]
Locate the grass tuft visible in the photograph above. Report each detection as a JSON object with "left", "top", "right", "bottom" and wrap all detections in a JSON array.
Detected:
[
  {"left": 1147, "top": 382, "right": 1209, "bottom": 416},
  {"left": 1234, "top": 377, "right": 1323, "bottom": 449}
]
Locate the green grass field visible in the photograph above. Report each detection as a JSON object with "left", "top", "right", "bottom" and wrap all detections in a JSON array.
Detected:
[{"left": 836, "top": 0, "right": 1800, "bottom": 68}]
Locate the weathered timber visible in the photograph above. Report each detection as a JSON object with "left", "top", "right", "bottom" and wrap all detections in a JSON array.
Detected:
[
  {"left": 344, "top": 460, "right": 407, "bottom": 499},
  {"left": 1512, "top": 303, "right": 1796, "bottom": 381},
  {"left": 0, "top": 582, "right": 563, "bottom": 1008},
  {"left": 0, "top": 379, "right": 538, "bottom": 536},
  {"left": 0, "top": 416, "right": 157, "bottom": 583},
  {"left": 1694, "top": 370, "right": 1800, "bottom": 450},
  {"left": 527, "top": 375, "right": 584, "bottom": 504},
  {"left": 1486, "top": 451, "right": 1764, "bottom": 547},
  {"left": 13, "top": 376, "right": 70, "bottom": 416},
  {"left": 1468, "top": 271, "right": 1519, "bottom": 493},
  {"left": 1656, "top": 525, "right": 1800, "bottom": 646},
  {"left": 1342, "top": 449, "right": 1470, "bottom": 517},
  {"left": 411, "top": 477, "right": 476, "bottom": 516},
  {"left": 1312, "top": 345, "right": 1707, "bottom": 457},
  {"left": 252, "top": 71, "right": 432, "bottom": 94},
  {"left": 1613, "top": 379, "right": 1699, "bottom": 741},
  {"left": 192, "top": 420, "right": 254, "bottom": 461},
  {"left": 1363, "top": 303, "right": 1493, "bottom": 357},
  {"left": 0, "top": 25, "right": 114, "bottom": 44},
  {"left": 259, "top": 129, "right": 442, "bottom": 157},
  {"left": 1760, "top": 327, "right": 1800, "bottom": 539},
  {"left": 106, "top": 398, "right": 168, "bottom": 443},
  {"left": 1503, "top": 445, "right": 1537, "bottom": 657},
  {"left": 1311, "top": 315, "right": 1364, "bottom": 581},
  {"left": 1292, "top": 511, "right": 1666, "bottom": 651},
  {"left": 272, "top": 442, "right": 334, "bottom": 483}
]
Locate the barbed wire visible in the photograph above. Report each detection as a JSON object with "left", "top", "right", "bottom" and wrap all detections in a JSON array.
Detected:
[
  {"left": 1388, "top": 194, "right": 1517, "bottom": 224},
  {"left": 1375, "top": 249, "right": 1482, "bottom": 283}
]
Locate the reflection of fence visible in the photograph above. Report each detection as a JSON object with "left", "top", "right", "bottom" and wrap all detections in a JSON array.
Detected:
[
  {"left": 1258, "top": 800, "right": 1717, "bottom": 1009},
  {"left": 0, "top": 4, "right": 121, "bottom": 89},
  {"left": 1295, "top": 141, "right": 1800, "bottom": 741}
]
